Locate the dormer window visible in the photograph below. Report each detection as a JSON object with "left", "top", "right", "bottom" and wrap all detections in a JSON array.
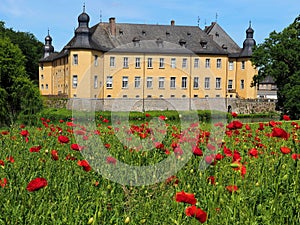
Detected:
[
  {"left": 200, "top": 40, "right": 207, "bottom": 48},
  {"left": 142, "top": 30, "right": 146, "bottom": 36},
  {"left": 187, "top": 32, "right": 191, "bottom": 37},
  {"left": 166, "top": 31, "right": 170, "bottom": 37},
  {"left": 179, "top": 39, "right": 186, "bottom": 47},
  {"left": 156, "top": 38, "right": 163, "bottom": 47},
  {"left": 119, "top": 29, "right": 124, "bottom": 35},
  {"left": 132, "top": 37, "right": 140, "bottom": 47},
  {"left": 222, "top": 44, "right": 228, "bottom": 50}
]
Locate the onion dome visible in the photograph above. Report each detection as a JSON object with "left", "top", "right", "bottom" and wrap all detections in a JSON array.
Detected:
[
  {"left": 240, "top": 21, "right": 256, "bottom": 57},
  {"left": 43, "top": 29, "right": 54, "bottom": 58}
]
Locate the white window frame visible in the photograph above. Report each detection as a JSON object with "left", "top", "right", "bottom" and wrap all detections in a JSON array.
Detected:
[
  {"left": 240, "top": 80, "right": 245, "bottom": 89},
  {"left": 170, "top": 77, "right": 176, "bottom": 88},
  {"left": 159, "top": 58, "right": 165, "bottom": 68},
  {"left": 72, "top": 75, "right": 78, "bottom": 88},
  {"left": 194, "top": 58, "right": 199, "bottom": 68},
  {"left": 73, "top": 54, "right": 78, "bottom": 65},
  {"left": 146, "top": 77, "right": 153, "bottom": 88},
  {"left": 158, "top": 77, "right": 165, "bottom": 89},
  {"left": 171, "top": 58, "right": 176, "bottom": 68},
  {"left": 147, "top": 58, "right": 153, "bottom": 68},
  {"left": 110, "top": 56, "right": 115, "bottom": 67},
  {"left": 217, "top": 59, "right": 222, "bottom": 69},
  {"left": 216, "top": 77, "right": 221, "bottom": 89},
  {"left": 123, "top": 57, "right": 129, "bottom": 68},
  {"left": 94, "top": 75, "right": 98, "bottom": 89},
  {"left": 134, "top": 76, "right": 141, "bottom": 88},
  {"left": 205, "top": 58, "right": 210, "bottom": 68},
  {"left": 228, "top": 79, "right": 233, "bottom": 89},
  {"left": 182, "top": 58, "right": 187, "bottom": 68},
  {"left": 122, "top": 76, "right": 128, "bottom": 88},
  {"left": 204, "top": 77, "right": 210, "bottom": 89},
  {"left": 106, "top": 76, "right": 113, "bottom": 88},
  {"left": 181, "top": 77, "right": 187, "bottom": 89},
  {"left": 135, "top": 57, "right": 141, "bottom": 68},
  {"left": 229, "top": 61, "right": 234, "bottom": 70},
  {"left": 193, "top": 77, "right": 199, "bottom": 89}
]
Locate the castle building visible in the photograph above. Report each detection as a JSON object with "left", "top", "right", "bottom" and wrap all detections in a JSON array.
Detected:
[{"left": 39, "top": 7, "right": 257, "bottom": 107}]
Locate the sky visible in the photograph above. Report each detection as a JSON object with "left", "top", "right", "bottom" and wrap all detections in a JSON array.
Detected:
[{"left": 0, "top": 0, "right": 299, "bottom": 51}]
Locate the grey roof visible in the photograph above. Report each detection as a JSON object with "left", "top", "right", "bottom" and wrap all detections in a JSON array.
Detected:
[
  {"left": 204, "top": 22, "right": 241, "bottom": 54},
  {"left": 87, "top": 22, "right": 228, "bottom": 55},
  {"left": 260, "top": 75, "right": 276, "bottom": 84}
]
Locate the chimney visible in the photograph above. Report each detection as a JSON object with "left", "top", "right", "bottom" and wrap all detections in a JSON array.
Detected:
[
  {"left": 171, "top": 20, "right": 175, "bottom": 26},
  {"left": 109, "top": 17, "right": 116, "bottom": 36}
]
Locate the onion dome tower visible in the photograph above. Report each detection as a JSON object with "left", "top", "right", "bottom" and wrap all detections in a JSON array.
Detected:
[
  {"left": 240, "top": 21, "right": 256, "bottom": 57},
  {"left": 43, "top": 29, "right": 54, "bottom": 58},
  {"left": 73, "top": 4, "right": 91, "bottom": 47}
]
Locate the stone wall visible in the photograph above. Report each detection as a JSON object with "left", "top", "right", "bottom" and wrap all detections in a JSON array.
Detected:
[{"left": 61, "top": 98, "right": 277, "bottom": 114}]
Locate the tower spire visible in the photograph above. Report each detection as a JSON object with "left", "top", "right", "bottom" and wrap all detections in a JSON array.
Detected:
[{"left": 83, "top": 2, "right": 85, "bottom": 12}]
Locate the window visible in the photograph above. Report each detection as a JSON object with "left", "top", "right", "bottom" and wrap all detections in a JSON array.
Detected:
[
  {"left": 123, "top": 57, "right": 129, "bottom": 68},
  {"left": 147, "top": 95, "right": 152, "bottom": 98},
  {"left": 240, "top": 80, "right": 245, "bottom": 89},
  {"left": 72, "top": 75, "right": 78, "bottom": 88},
  {"left": 241, "top": 61, "right": 245, "bottom": 70},
  {"left": 122, "top": 76, "right": 128, "bottom": 88},
  {"left": 147, "top": 58, "right": 153, "bottom": 68},
  {"left": 193, "top": 77, "right": 199, "bottom": 89},
  {"left": 73, "top": 54, "right": 78, "bottom": 65},
  {"left": 205, "top": 58, "right": 210, "bottom": 68},
  {"left": 147, "top": 77, "right": 153, "bottom": 88},
  {"left": 181, "top": 77, "right": 187, "bottom": 89},
  {"left": 46, "top": 84, "right": 48, "bottom": 89},
  {"left": 159, "top": 58, "right": 165, "bottom": 68},
  {"left": 94, "top": 55, "right": 98, "bottom": 66},
  {"left": 217, "top": 59, "right": 222, "bottom": 68},
  {"left": 194, "top": 95, "right": 198, "bottom": 98},
  {"left": 170, "top": 77, "right": 176, "bottom": 88},
  {"left": 134, "top": 76, "right": 141, "bottom": 88},
  {"left": 229, "top": 61, "right": 234, "bottom": 70},
  {"left": 194, "top": 58, "right": 199, "bottom": 68},
  {"left": 40, "top": 64, "right": 44, "bottom": 70},
  {"left": 228, "top": 80, "right": 233, "bottom": 89},
  {"left": 123, "top": 95, "right": 128, "bottom": 98},
  {"left": 110, "top": 56, "right": 115, "bottom": 67},
  {"left": 159, "top": 77, "right": 165, "bottom": 89},
  {"left": 171, "top": 95, "right": 175, "bottom": 98},
  {"left": 204, "top": 77, "right": 210, "bottom": 89},
  {"left": 182, "top": 58, "right": 187, "bottom": 68},
  {"left": 135, "top": 57, "right": 141, "bottom": 68},
  {"left": 216, "top": 78, "right": 221, "bottom": 89},
  {"left": 94, "top": 76, "right": 98, "bottom": 88},
  {"left": 41, "top": 74, "right": 44, "bottom": 80},
  {"left": 41, "top": 84, "right": 44, "bottom": 90},
  {"left": 216, "top": 95, "right": 220, "bottom": 98},
  {"left": 171, "top": 58, "right": 176, "bottom": 68},
  {"left": 106, "top": 76, "right": 113, "bottom": 88}
]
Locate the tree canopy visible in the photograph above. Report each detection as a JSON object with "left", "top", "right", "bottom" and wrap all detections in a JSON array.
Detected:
[
  {"left": 0, "top": 37, "right": 43, "bottom": 126},
  {"left": 251, "top": 15, "right": 300, "bottom": 119},
  {"left": 0, "top": 21, "right": 44, "bottom": 82}
]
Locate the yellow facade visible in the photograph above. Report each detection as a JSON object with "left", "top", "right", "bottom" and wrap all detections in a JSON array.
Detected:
[{"left": 39, "top": 10, "right": 257, "bottom": 102}]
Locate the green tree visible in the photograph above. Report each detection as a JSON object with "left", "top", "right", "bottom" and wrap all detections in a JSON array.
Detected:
[
  {"left": 251, "top": 15, "right": 300, "bottom": 119},
  {"left": 0, "top": 21, "right": 43, "bottom": 82},
  {"left": 0, "top": 37, "right": 43, "bottom": 125}
]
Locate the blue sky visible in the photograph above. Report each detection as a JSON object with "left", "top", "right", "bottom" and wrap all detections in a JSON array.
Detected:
[{"left": 0, "top": 0, "right": 299, "bottom": 51}]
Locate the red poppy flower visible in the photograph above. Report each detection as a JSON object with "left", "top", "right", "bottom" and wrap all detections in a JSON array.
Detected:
[
  {"left": 102, "top": 118, "right": 109, "bottom": 123},
  {"left": 0, "top": 160, "right": 5, "bottom": 166},
  {"left": 249, "top": 148, "right": 258, "bottom": 158},
  {"left": 58, "top": 135, "right": 70, "bottom": 143},
  {"left": 71, "top": 143, "right": 84, "bottom": 151},
  {"left": 283, "top": 115, "right": 291, "bottom": 121},
  {"left": 231, "top": 112, "right": 238, "bottom": 118},
  {"left": 207, "top": 176, "right": 216, "bottom": 185},
  {"left": 77, "top": 160, "right": 92, "bottom": 172},
  {"left": 0, "top": 178, "right": 8, "bottom": 188},
  {"left": 291, "top": 153, "right": 300, "bottom": 160},
  {"left": 226, "top": 185, "right": 238, "bottom": 193},
  {"left": 20, "top": 130, "right": 29, "bottom": 137},
  {"left": 271, "top": 127, "right": 289, "bottom": 140},
  {"left": 158, "top": 115, "right": 166, "bottom": 120},
  {"left": 185, "top": 205, "right": 207, "bottom": 223},
  {"left": 104, "top": 143, "right": 111, "bottom": 149},
  {"left": 166, "top": 175, "right": 179, "bottom": 185},
  {"left": 227, "top": 120, "right": 243, "bottom": 130},
  {"left": 29, "top": 145, "right": 42, "bottom": 152},
  {"left": 175, "top": 191, "right": 197, "bottom": 205},
  {"left": 6, "top": 156, "right": 15, "bottom": 163},
  {"left": 51, "top": 150, "right": 59, "bottom": 161},
  {"left": 269, "top": 120, "right": 277, "bottom": 127},
  {"left": 280, "top": 146, "right": 291, "bottom": 154},
  {"left": 192, "top": 146, "right": 203, "bottom": 156},
  {"left": 145, "top": 113, "right": 151, "bottom": 117},
  {"left": 26, "top": 177, "right": 48, "bottom": 192},
  {"left": 106, "top": 156, "right": 117, "bottom": 165},
  {"left": 1, "top": 130, "right": 9, "bottom": 135}
]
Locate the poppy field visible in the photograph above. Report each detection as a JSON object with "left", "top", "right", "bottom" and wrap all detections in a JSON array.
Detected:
[{"left": 0, "top": 112, "right": 299, "bottom": 224}]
